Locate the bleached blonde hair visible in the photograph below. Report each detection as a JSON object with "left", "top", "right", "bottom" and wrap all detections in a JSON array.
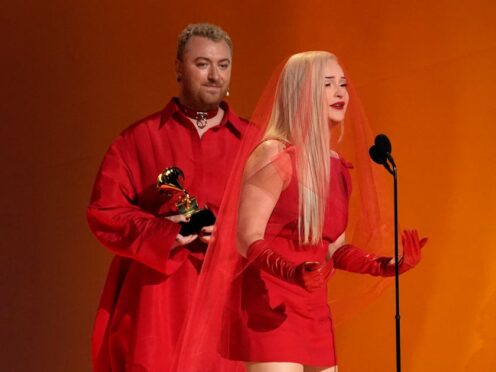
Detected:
[{"left": 264, "top": 51, "right": 336, "bottom": 244}]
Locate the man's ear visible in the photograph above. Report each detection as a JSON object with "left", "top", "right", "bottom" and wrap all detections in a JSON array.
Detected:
[{"left": 175, "top": 59, "right": 182, "bottom": 83}]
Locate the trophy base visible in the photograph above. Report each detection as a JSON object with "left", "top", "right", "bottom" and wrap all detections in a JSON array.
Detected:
[{"left": 179, "top": 209, "right": 216, "bottom": 236}]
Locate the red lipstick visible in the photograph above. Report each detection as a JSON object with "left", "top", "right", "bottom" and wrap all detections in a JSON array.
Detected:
[{"left": 331, "top": 101, "right": 345, "bottom": 110}]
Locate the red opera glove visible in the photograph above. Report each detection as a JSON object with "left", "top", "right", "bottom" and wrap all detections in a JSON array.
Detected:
[
  {"left": 246, "top": 239, "right": 332, "bottom": 291},
  {"left": 333, "top": 229, "right": 428, "bottom": 277},
  {"left": 300, "top": 260, "right": 334, "bottom": 291},
  {"left": 395, "top": 229, "right": 428, "bottom": 274}
]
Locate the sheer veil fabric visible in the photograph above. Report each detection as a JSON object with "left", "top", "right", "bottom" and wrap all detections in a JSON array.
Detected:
[{"left": 171, "top": 54, "right": 394, "bottom": 371}]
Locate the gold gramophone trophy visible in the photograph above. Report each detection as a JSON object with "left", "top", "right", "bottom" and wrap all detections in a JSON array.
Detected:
[
  {"left": 157, "top": 167, "right": 215, "bottom": 235},
  {"left": 156, "top": 167, "right": 200, "bottom": 217}
]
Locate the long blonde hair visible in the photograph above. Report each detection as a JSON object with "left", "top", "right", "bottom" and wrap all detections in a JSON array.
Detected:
[{"left": 264, "top": 51, "right": 336, "bottom": 244}]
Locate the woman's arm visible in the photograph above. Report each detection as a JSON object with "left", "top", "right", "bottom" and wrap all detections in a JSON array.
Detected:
[
  {"left": 331, "top": 230, "right": 427, "bottom": 276},
  {"left": 236, "top": 140, "right": 290, "bottom": 256},
  {"left": 327, "top": 232, "right": 346, "bottom": 259}
]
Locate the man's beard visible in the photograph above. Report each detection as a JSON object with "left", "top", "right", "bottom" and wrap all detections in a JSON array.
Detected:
[{"left": 195, "top": 88, "right": 227, "bottom": 109}]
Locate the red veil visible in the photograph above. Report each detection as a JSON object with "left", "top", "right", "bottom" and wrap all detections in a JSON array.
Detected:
[{"left": 171, "top": 53, "right": 394, "bottom": 371}]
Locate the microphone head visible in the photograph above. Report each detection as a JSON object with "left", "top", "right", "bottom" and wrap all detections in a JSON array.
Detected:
[
  {"left": 369, "top": 145, "right": 387, "bottom": 165},
  {"left": 375, "top": 134, "right": 392, "bottom": 154}
]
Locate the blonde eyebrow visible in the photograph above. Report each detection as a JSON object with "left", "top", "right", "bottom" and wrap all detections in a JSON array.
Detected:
[{"left": 194, "top": 57, "right": 231, "bottom": 63}]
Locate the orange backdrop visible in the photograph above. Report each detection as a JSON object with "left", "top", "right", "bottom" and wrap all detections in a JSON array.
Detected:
[{"left": 1, "top": 0, "right": 495, "bottom": 371}]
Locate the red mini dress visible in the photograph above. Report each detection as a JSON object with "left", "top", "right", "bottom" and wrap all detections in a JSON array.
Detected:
[{"left": 223, "top": 151, "right": 352, "bottom": 367}]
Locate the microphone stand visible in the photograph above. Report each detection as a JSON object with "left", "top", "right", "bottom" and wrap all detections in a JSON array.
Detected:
[
  {"left": 370, "top": 135, "right": 402, "bottom": 372},
  {"left": 391, "top": 157, "right": 401, "bottom": 372},
  {"left": 384, "top": 154, "right": 401, "bottom": 372}
]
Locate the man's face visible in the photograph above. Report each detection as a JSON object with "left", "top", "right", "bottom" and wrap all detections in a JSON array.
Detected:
[{"left": 176, "top": 36, "right": 232, "bottom": 110}]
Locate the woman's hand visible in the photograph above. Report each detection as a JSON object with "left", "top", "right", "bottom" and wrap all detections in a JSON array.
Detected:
[
  {"left": 299, "top": 260, "right": 334, "bottom": 292},
  {"left": 396, "top": 229, "right": 428, "bottom": 272}
]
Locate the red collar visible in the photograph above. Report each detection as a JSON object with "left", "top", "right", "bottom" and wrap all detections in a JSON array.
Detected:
[{"left": 174, "top": 99, "right": 219, "bottom": 128}]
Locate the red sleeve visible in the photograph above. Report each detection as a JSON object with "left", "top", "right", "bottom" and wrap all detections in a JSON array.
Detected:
[{"left": 87, "top": 138, "right": 183, "bottom": 275}]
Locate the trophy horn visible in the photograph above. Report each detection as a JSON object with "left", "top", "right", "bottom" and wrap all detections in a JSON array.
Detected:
[{"left": 157, "top": 167, "right": 185, "bottom": 194}]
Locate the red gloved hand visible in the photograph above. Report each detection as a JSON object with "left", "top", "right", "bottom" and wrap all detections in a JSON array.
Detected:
[
  {"left": 332, "top": 229, "right": 428, "bottom": 277},
  {"left": 300, "top": 260, "right": 334, "bottom": 291},
  {"left": 394, "top": 229, "right": 428, "bottom": 275},
  {"left": 246, "top": 239, "right": 331, "bottom": 292}
]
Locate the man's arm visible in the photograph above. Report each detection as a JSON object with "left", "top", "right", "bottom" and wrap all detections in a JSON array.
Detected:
[{"left": 87, "top": 139, "right": 187, "bottom": 275}]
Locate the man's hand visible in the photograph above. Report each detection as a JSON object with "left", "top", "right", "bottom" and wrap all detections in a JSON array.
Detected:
[
  {"left": 164, "top": 214, "right": 198, "bottom": 248},
  {"left": 199, "top": 225, "right": 214, "bottom": 244},
  {"left": 164, "top": 214, "right": 190, "bottom": 224},
  {"left": 173, "top": 233, "right": 199, "bottom": 248}
]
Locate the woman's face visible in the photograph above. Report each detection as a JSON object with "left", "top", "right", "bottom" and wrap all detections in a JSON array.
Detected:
[{"left": 324, "top": 59, "right": 348, "bottom": 125}]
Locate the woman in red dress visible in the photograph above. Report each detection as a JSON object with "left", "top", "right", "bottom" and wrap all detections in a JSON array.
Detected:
[{"left": 226, "top": 51, "right": 426, "bottom": 372}]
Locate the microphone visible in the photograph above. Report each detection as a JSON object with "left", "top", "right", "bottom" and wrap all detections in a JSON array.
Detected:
[{"left": 369, "top": 134, "right": 395, "bottom": 174}]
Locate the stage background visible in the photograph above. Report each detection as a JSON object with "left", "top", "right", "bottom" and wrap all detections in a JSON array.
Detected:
[{"left": 1, "top": 0, "right": 495, "bottom": 370}]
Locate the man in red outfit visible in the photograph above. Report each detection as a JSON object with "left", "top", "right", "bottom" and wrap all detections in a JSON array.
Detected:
[{"left": 87, "top": 23, "right": 248, "bottom": 371}]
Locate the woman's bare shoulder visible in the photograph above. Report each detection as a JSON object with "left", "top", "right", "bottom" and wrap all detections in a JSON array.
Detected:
[{"left": 245, "top": 139, "right": 292, "bottom": 176}]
